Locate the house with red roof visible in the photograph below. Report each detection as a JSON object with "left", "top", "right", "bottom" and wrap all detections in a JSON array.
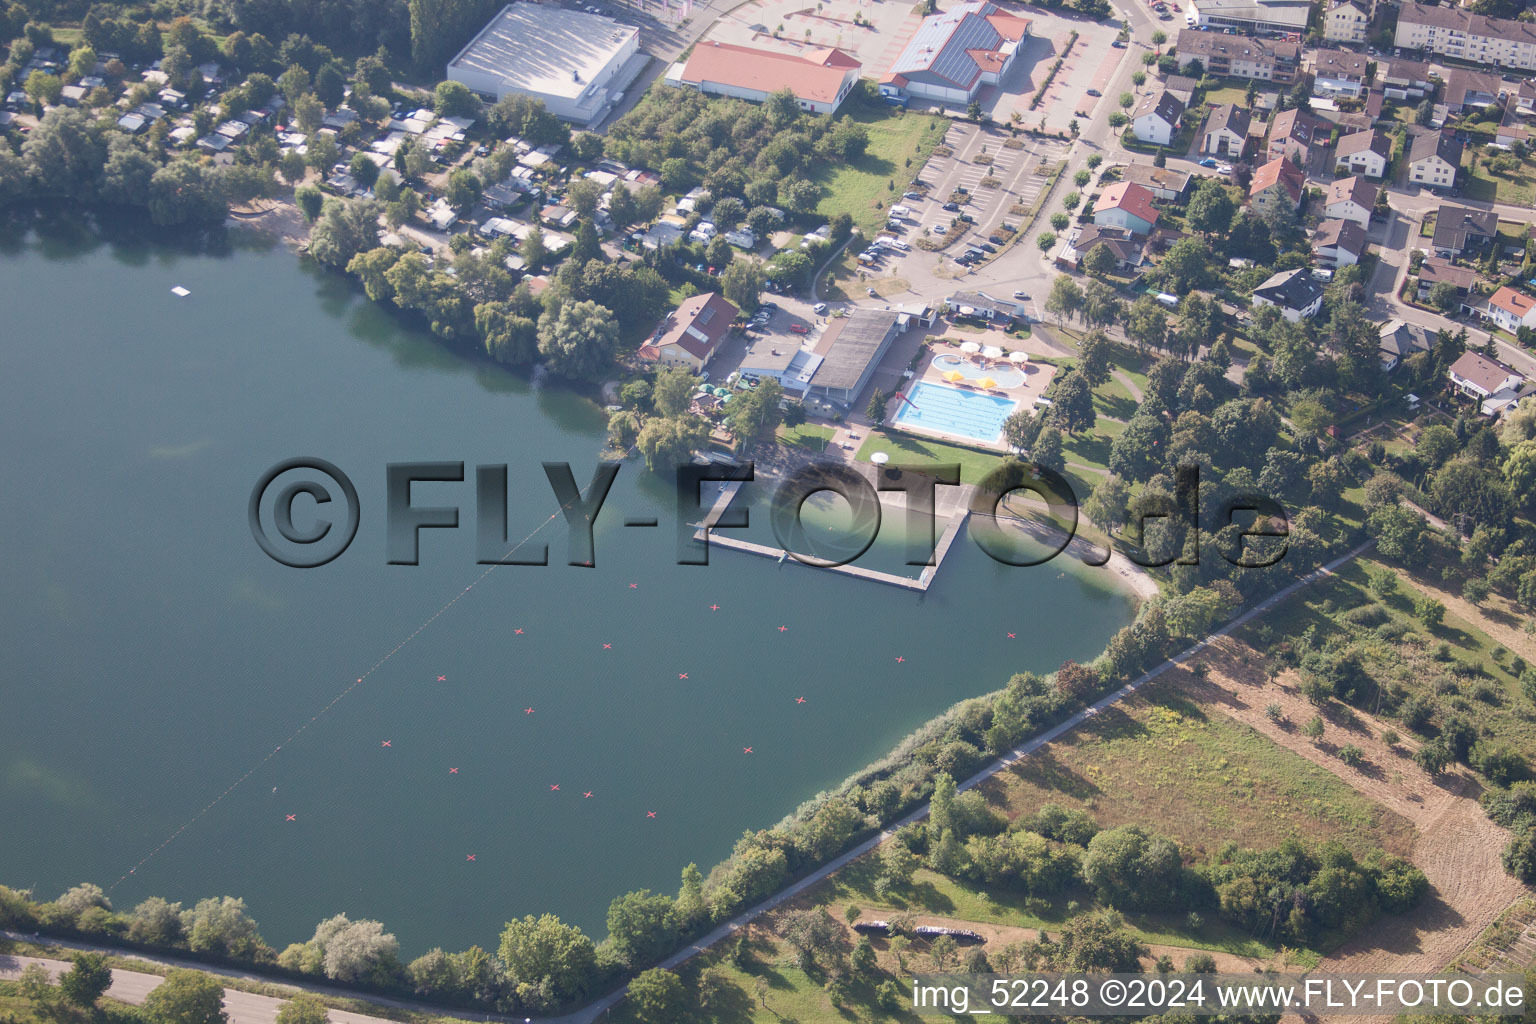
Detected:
[
  {"left": 1248, "top": 156, "right": 1304, "bottom": 219},
  {"left": 669, "top": 42, "right": 862, "bottom": 115},
  {"left": 1092, "top": 181, "right": 1159, "bottom": 236},
  {"left": 1488, "top": 287, "right": 1536, "bottom": 334},
  {"left": 638, "top": 291, "right": 740, "bottom": 371}
]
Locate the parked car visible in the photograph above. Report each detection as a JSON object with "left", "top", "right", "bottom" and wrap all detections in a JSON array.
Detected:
[
  {"left": 1013, "top": 290, "right": 1030, "bottom": 300},
  {"left": 1112, "top": 38, "right": 1127, "bottom": 47},
  {"left": 790, "top": 323, "right": 809, "bottom": 334},
  {"left": 1198, "top": 157, "right": 1218, "bottom": 167},
  {"left": 979, "top": 242, "right": 997, "bottom": 253},
  {"left": 1216, "top": 164, "right": 1232, "bottom": 175},
  {"left": 942, "top": 201, "right": 961, "bottom": 212},
  {"left": 1086, "top": 88, "right": 1102, "bottom": 96},
  {"left": 903, "top": 191, "right": 924, "bottom": 200},
  {"left": 812, "top": 302, "right": 828, "bottom": 315}
]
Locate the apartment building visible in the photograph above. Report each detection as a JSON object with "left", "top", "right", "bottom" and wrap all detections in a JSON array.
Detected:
[
  {"left": 1176, "top": 29, "right": 1300, "bottom": 83},
  {"left": 1394, "top": 2, "right": 1536, "bottom": 72},
  {"left": 1323, "top": 0, "right": 1369, "bottom": 44}
]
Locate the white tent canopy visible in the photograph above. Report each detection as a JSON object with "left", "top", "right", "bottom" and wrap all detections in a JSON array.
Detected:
[
  {"left": 959, "top": 341, "right": 981, "bottom": 354},
  {"left": 981, "top": 345, "right": 1003, "bottom": 359}
]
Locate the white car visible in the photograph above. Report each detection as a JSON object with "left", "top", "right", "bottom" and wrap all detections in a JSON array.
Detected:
[{"left": 1216, "top": 163, "right": 1232, "bottom": 175}]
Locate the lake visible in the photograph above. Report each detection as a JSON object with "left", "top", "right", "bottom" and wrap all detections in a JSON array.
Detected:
[{"left": 0, "top": 209, "right": 1136, "bottom": 954}]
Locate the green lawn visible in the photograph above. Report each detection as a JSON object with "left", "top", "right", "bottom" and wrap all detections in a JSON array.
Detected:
[
  {"left": 854, "top": 429, "right": 1006, "bottom": 483},
  {"left": 1092, "top": 373, "right": 1139, "bottom": 421},
  {"left": 1060, "top": 416, "right": 1125, "bottom": 473},
  {"left": 813, "top": 101, "right": 949, "bottom": 237},
  {"left": 1485, "top": 166, "right": 1536, "bottom": 207},
  {"left": 1199, "top": 85, "right": 1249, "bottom": 107},
  {"left": 777, "top": 421, "right": 834, "bottom": 451}
]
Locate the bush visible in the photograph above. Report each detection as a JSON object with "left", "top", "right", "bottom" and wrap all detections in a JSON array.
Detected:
[
  {"left": 1341, "top": 604, "right": 1388, "bottom": 628},
  {"left": 1502, "top": 828, "right": 1536, "bottom": 883},
  {"left": 1337, "top": 744, "right": 1365, "bottom": 767}
]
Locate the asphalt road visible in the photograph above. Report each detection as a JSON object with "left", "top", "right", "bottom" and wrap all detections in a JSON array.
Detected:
[{"left": 0, "top": 952, "right": 434, "bottom": 1024}]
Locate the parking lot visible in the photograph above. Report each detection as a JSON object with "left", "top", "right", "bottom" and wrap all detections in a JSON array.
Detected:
[{"left": 902, "top": 122, "right": 1068, "bottom": 256}]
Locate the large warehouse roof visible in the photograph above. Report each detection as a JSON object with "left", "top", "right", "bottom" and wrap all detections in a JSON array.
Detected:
[
  {"left": 447, "top": 4, "right": 639, "bottom": 103},
  {"left": 886, "top": 1, "right": 1028, "bottom": 90},
  {"left": 679, "top": 42, "right": 860, "bottom": 105}
]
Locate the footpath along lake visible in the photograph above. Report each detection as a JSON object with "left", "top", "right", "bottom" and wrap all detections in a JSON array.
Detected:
[{"left": 0, "top": 212, "right": 1135, "bottom": 952}]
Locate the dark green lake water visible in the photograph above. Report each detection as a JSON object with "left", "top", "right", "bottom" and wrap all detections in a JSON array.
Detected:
[{"left": 0, "top": 211, "right": 1135, "bottom": 954}]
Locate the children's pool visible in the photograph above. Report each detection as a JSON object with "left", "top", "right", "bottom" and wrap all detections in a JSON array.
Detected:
[{"left": 931, "top": 353, "right": 1025, "bottom": 389}]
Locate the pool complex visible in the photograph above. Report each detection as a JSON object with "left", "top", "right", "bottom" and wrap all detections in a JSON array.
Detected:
[
  {"left": 931, "top": 353, "right": 1025, "bottom": 388},
  {"left": 893, "top": 381, "right": 1019, "bottom": 444}
]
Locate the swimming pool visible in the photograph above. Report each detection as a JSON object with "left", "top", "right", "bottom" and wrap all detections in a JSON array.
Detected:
[
  {"left": 893, "top": 381, "right": 1019, "bottom": 444},
  {"left": 932, "top": 353, "right": 1025, "bottom": 389}
]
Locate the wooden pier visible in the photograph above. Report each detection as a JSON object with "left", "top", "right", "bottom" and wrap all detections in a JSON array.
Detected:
[{"left": 693, "top": 479, "right": 970, "bottom": 593}]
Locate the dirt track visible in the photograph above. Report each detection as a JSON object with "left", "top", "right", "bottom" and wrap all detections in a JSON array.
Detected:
[
  {"left": 844, "top": 912, "right": 1269, "bottom": 974},
  {"left": 1179, "top": 639, "right": 1527, "bottom": 985}
]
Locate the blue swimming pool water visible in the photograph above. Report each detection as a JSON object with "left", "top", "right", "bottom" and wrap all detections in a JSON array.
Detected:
[{"left": 893, "top": 381, "right": 1019, "bottom": 444}]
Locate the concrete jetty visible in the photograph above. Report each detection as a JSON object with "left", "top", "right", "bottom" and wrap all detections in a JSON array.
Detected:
[{"left": 692, "top": 476, "right": 972, "bottom": 593}]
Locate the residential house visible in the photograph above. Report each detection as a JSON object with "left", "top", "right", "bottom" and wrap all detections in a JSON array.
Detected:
[
  {"left": 1334, "top": 129, "right": 1391, "bottom": 178},
  {"left": 1252, "top": 267, "right": 1325, "bottom": 322},
  {"left": 1202, "top": 103, "right": 1251, "bottom": 157},
  {"left": 1377, "top": 57, "right": 1435, "bottom": 99},
  {"left": 1407, "top": 129, "right": 1463, "bottom": 189},
  {"left": 1311, "top": 48, "right": 1370, "bottom": 98},
  {"left": 1323, "top": 0, "right": 1369, "bottom": 44},
  {"left": 541, "top": 204, "right": 579, "bottom": 229},
  {"left": 1131, "top": 89, "right": 1186, "bottom": 146},
  {"left": 1430, "top": 204, "right": 1496, "bottom": 257},
  {"left": 1377, "top": 319, "right": 1433, "bottom": 371},
  {"left": 1443, "top": 67, "right": 1500, "bottom": 114},
  {"left": 1175, "top": 29, "right": 1301, "bottom": 84},
  {"left": 1119, "top": 163, "right": 1192, "bottom": 202},
  {"left": 638, "top": 291, "right": 740, "bottom": 370},
  {"left": 1057, "top": 225, "right": 1145, "bottom": 271},
  {"left": 879, "top": 1, "right": 1030, "bottom": 106},
  {"left": 1448, "top": 350, "right": 1525, "bottom": 416},
  {"left": 1092, "top": 181, "right": 1160, "bottom": 235},
  {"left": 1513, "top": 79, "right": 1536, "bottom": 119},
  {"left": 1497, "top": 124, "right": 1531, "bottom": 148},
  {"left": 1488, "top": 286, "right": 1536, "bottom": 333},
  {"left": 1313, "top": 218, "right": 1367, "bottom": 267},
  {"left": 1415, "top": 256, "right": 1476, "bottom": 302},
  {"left": 1267, "top": 107, "right": 1325, "bottom": 163},
  {"left": 1394, "top": 2, "right": 1536, "bottom": 73},
  {"left": 1248, "top": 156, "right": 1305, "bottom": 218},
  {"left": 1324, "top": 175, "right": 1378, "bottom": 230},
  {"left": 670, "top": 41, "right": 862, "bottom": 114},
  {"left": 1162, "top": 75, "right": 1201, "bottom": 104}
]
